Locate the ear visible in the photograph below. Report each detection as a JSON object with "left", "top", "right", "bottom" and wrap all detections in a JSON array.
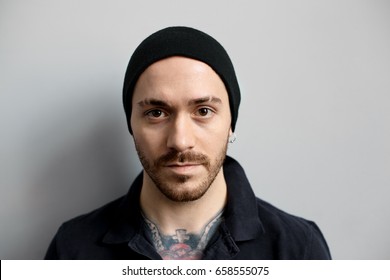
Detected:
[{"left": 229, "top": 128, "right": 233, "bottom": 137}]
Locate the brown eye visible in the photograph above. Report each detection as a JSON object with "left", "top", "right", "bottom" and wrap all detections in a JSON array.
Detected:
[
  {"left": 198, "top": 108, "right": 210, "bottom": 116},
  {"left": 146, "top": 109, "right": 165, "bottom": 118}
]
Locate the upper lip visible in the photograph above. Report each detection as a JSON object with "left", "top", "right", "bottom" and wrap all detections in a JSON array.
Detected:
[{"left": 165, "top": 162, "right": 201, "bottom": 167}]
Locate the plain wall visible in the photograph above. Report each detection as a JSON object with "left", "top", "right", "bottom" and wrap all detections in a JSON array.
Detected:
[{"left": 1, "top": 0, "right": 389, "bottom": 259}]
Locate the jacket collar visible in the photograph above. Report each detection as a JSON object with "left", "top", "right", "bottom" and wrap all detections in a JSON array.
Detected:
[
  {"left": 223, "top": 156, "right": 265, "bottom": 240},
  {"left": 102, "top": 174, "right": 143, "bottom": 244},
  {"left": 102, "top": 156, "right": 264, "bottom": 245}
]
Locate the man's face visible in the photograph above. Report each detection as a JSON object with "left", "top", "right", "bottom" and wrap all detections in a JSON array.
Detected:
[{"left": 131, "top": 56, "right": 232, "bottom": 202}]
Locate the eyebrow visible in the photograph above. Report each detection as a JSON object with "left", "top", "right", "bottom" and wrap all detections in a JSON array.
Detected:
[
  {"left": 188, "top": 96, "right": 222, "bottom": 105},
  {"left": 137, "top": 96, "right": 222, "bottom": 107},
  {"left": 137, "top": 99, "right": 170, "bottom": 107}
]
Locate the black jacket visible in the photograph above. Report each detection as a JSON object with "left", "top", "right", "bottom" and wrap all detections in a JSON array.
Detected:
[{"left": 45, "top": 156, "right": 331, "bottom": 259}]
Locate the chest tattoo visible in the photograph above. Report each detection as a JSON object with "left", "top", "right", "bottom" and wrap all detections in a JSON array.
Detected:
[{"left": 144, "top": 211, "right": 224, "bottom": 260}]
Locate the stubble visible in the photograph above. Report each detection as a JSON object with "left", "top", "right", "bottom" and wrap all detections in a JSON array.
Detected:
[{"left": 135, "top": 141, "right": 228, "bottom": 202}]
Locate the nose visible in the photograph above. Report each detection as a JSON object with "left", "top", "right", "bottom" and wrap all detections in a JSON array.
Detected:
[{"left": 166, "top": 113, "right": 196, "bottom": 152}]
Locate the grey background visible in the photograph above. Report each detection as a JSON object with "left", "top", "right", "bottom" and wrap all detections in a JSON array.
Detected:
[{"left": 1, "top": 0, "right": 389, "bottom": 259}]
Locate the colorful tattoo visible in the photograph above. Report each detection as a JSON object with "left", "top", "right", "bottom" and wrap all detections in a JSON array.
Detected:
[{"left": 144, "top": 211, "right": 224, "bottom": 260}]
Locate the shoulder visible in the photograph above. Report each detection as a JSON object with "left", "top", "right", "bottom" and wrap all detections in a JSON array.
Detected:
[
  {"left": 45, "top": 196, "right": 125, "bottom": 259},
  {"left": 59, "top": 196, "right": 125, "bottom": 234},
  {"left": 255, "top": 198, "right": 331, "bottom": 259},
  {"left": 45, "top": 174, "right": 145, "bottom": 259},
  {"left": 256, "top": 197, "right": 313, "bottom": 234}
]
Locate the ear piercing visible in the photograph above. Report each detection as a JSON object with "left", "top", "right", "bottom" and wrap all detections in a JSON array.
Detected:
[{"left": 228, "top": 133, "right": 237, "bottom": 143}]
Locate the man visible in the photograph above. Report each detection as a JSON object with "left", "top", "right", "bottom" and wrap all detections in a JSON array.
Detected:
[{"left": 45, "top": 26, "right": 331, "bottom": 259}]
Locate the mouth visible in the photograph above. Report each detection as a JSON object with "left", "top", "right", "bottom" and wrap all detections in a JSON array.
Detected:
[{"left": 164, "top": 162, "right": 203, "bottom": 174}]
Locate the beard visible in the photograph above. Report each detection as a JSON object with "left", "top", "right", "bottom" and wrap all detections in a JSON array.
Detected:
[{"left": 134, "top": 141, "right": 228, "bottom": 203}]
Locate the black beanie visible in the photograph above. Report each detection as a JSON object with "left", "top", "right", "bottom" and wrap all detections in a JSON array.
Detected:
[{"left": 123, "top": 26, "right": 241, "bottom": 134}]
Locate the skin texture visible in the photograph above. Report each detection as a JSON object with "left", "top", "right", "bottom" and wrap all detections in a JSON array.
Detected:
[
  {"left": 144, "top": 211, "right": 224, "bottom": 260},
  {"left": 130, "top": 56, "right": 232, "bottom": 259}
]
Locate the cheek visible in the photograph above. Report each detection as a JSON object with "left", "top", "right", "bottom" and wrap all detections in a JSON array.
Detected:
[
  {"left": 201, "top": 127, "right": 229, "bottom": 149},
  {"left": 133, "top": 127, "right": 166, "bottom": 154}
]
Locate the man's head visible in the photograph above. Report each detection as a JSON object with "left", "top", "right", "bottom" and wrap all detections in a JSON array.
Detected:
[
  {"left": 123, "top": 27, "right": 241, "bottom": 202},
  {"left": 123, "top": 26, "right": 241, "bottom": 134}
]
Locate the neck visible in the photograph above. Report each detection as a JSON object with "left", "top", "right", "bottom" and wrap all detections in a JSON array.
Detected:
[{"left": 140, "top": 168, "right": 227, "bottom": 236}]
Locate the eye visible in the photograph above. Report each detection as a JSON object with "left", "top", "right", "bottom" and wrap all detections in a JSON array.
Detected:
[
  {"left": 196, "top": 107, "right": 213, "bottom": 117},
  {"left": 146, "top": 109, "right": 167, "bottom": 118}
]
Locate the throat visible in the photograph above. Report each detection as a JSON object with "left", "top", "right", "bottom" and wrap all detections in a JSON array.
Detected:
[{"left": 143, "top": 211, "right": 224, "bottom": 260}]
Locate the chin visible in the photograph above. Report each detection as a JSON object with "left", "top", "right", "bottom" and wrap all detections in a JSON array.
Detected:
[{"left": 158, "top": 179, "right": 211, "bottom": 202}]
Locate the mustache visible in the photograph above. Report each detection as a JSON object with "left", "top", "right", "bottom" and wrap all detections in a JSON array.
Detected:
[{"left": 155, "top": 150, "right": 210, "bottom": 167}]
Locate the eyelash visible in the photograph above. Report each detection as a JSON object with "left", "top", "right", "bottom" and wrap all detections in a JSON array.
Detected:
[
  {"left": 145, "top": 109, "right": 167, "bottom": 119},
  {"left": 195, "top": 107, "right": 214, "bottom": 117},
  {"left": 145, "top": 107, "right": 215, "bottom": 119}
]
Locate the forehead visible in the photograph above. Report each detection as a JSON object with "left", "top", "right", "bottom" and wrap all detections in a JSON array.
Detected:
[{"left": 132, "top": 56, "right": 229, "bottom": 104}]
